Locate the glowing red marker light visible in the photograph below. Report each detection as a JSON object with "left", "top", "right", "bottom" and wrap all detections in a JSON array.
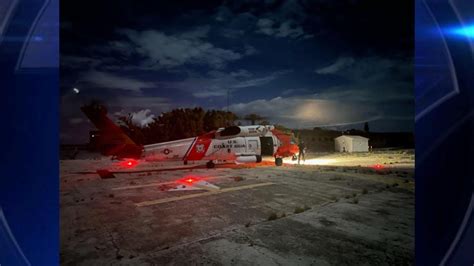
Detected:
[
  {"left": 119, "top": 159, "right": 138, "bottom": 168},
  {"left": 177, "top": 176, "right": 202, "bottom": 185},
  {"left": 373, "top": 164, "right": 384, "bottom": 170}
]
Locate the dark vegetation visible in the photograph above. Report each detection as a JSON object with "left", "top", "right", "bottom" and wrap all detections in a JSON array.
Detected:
[
  {"left": 117, "top": 107, "right": 239, "bottom": 145},
  {"left": 82, "top": 102, "right": 279, "bottom": 145},
  {"left": 79, "top": 102, "right": 411, "bottom": 151}
]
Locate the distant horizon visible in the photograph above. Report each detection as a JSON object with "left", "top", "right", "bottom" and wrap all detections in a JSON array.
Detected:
[{"left": 60, "top": 115, "right": 414, "bottom": 146}]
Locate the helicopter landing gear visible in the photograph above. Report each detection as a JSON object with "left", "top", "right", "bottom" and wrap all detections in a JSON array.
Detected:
[{"left": 206, "top": 160, "right": 215, "bottom": 169}]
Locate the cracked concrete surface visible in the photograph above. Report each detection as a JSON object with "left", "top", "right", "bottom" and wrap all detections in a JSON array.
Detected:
[{"left": 60, "top": 152, "right": 414, "bottom": 265}]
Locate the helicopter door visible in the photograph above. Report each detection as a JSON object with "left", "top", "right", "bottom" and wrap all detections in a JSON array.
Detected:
[
  {"left": 247, "top": 139, "right": 258, "bottom": 154},
  {"left": 260, "top": 137, "right": 274, "bottom": 156}
]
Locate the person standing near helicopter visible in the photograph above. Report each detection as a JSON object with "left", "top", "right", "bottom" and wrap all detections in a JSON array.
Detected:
[{"left": 298, "top": 140, "right": 306, "bottom": 165}]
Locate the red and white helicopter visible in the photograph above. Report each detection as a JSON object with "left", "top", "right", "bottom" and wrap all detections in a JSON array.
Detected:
[{"left": 81, "top": 104, "right": 299, "bottom": 169}]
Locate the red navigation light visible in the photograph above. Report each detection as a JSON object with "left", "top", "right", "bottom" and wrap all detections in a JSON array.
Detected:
[
  {"left": 120, "top": 159, "right": 138, "bottom": 168},
  {"left": 186, "top": 178, "right": 195, "bottom": 183}
]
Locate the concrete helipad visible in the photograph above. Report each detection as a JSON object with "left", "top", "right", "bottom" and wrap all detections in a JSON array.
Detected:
[{"left": 60, "top": 152, "right": 414, "bottom": 265}]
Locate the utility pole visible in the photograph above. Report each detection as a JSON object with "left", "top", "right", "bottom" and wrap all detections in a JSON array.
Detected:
[
  {"left": 226, "top": 89, "right": 230, "bottom": 126},
  {"left": 227, "top": 88, "right": 230, "bottom": 112}
]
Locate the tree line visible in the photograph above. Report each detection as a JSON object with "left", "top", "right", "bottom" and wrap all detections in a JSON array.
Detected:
[
  {"left": 117, "top": 107, "right": 243, "bottom": 144},
  {"left": 82, "top": 102, "right": 271, "bottom": 145}
]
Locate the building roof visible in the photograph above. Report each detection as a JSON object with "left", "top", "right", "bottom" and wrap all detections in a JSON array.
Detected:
[{"left": 335, "top": 135, "right": 369, "bottom": 140}]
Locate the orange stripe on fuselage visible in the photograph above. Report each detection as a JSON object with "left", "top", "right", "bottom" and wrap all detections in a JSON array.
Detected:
[{"left": 185, "top": 135, "right": 212, "bottom": 161}]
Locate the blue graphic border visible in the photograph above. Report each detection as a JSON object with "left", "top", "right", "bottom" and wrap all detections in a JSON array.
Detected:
[{"left": 0, "top": 0, "right": 59, "bottom": 265}]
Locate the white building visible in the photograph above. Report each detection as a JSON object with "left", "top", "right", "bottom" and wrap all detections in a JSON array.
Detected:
[{"left": 334, "top": 135, "right": 369, "bottom": 152}]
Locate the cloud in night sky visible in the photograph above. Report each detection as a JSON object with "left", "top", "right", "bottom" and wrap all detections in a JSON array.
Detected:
[
  {"left": 80, "top": 70, "right": 157, "bottom": 91},
  {"left": 193, "top": 89, "right": 228, "bottom": 98},
  {"left": 115, "top": 109, "right": 156, "bottom": 127},
  {"left": 315, "top": 57, "right": 355, "bottom": 74},
  {"left": 115, "top": 26, "right": 243, "bottom": 69},
  {"left": 228, "top": 96, "right": 384, "bottom": 129},
  {"left": 230, "top": 70, "right": 291, "bottom": 89},
  {"left": 256, "top": 18, "right": 312, "bottom": 39},
  {"left": 152, "top": 69, "right": 291, "bottom": 100}
]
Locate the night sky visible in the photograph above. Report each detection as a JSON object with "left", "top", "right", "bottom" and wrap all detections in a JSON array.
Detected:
[{"left": 60, "top": 0, "right": 414, "bottom": 144}]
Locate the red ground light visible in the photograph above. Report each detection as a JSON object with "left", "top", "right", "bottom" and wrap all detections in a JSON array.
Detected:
[
  {"left": 372, "top": 164, "right": 384, "bottom": 170},
  {"left": 177, "top": 176, "right": 202, "bottom": 184}
]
